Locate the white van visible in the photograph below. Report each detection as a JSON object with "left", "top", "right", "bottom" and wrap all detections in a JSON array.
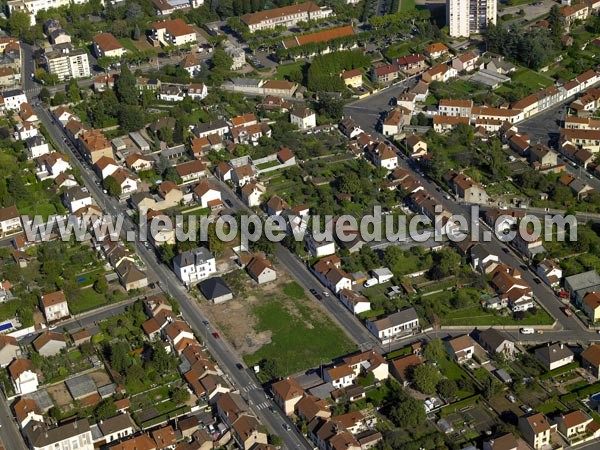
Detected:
[
  {"left": 520, "top": 328, "right": 534, "bottom": 334},
  {"left": 363, "top": 278, "right": 379, "bottom": 288}
]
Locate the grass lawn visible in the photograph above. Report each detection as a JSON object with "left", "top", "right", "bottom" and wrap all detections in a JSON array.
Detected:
[
  {"left": 441, "top": 306, "right": 554, "bottom": 326},
  {"left": 384, "top": 42, "right": 413, "bottom": 59},
  {"left": 400, "top": 0, "right": 416, "bottom": 12},
  {"left": 274, "top": 61, "right": 306, "bottom": 81},
  {"left": 19, "top": 202, "right": 59, "bottom": 221},
  {"left": 537, "top": 399, "right": 567, "bottom": 415},
  {"left": 118, "top": 38, "right": 138, "bottom": 53},
  {"left": 244, "top": 282, "right": 356, "bottom": 379},
  {"left": 0, "top": 301, "right": 20, "bottom": 323},
  {"left": 510, "top": 69, "right": 554, "bottom": 90},
  {"left": 69, "top": 288, "right": 111, "bottom": 315}
]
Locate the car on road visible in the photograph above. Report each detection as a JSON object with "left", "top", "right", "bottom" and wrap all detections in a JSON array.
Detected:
[
  {"left": 520, "top": 327, "right": 534, "bottom": 334},
  {"left": 561, "top": 306, "right": 572, "bottom": 317},
  {"left": 533, "top": 278, "right": 541, "bottom": 284},
  {"left": 310, "top": 288, "right": 318, "bottom": 296},
  {"left": 506, "top": 395, "right": 516, "bottom": 403},
  {"left": 502, "top": 247, "right": 510, "bottom": 254},
  {"left": 322, "top": 291, "right": 329, "bottom": 297},
  {"left": 236, "top": 363, "right": 243, "bottom": 370},
  {"left": 202, "top": 320, "right": 209, "bottom": 325},
  {"left": 149, "top": 282, "right": 156, "bottom": 289},
  {"left": 315, "top": 294, "right": 323, "bottom": 301},
  {"left": 224, "top": 199, "right": 233, "bottom": 207},
  {"left": 212, "top": 332, "right": 220, "bottom": 339},
  {"left": 282, "top": 424, "right": 292, "bottom": 431}
]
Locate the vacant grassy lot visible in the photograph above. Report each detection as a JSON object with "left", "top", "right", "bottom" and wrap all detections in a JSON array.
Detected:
[
  {"left": 510, "top": 69, "right": 554, "bottom": 90},
  {"left": 243, "top": 281, "right": 356, "bottom": 379},
  {"left": 274, "top": 61, "right": 306, "bottom": 81},
  {"left": 400, "top": 0, "right": 415, "bottom": 11}
]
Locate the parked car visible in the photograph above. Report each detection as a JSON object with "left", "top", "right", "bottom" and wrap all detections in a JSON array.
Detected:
[
  {"left": 561, "top": 306, "right": 572, "bottom": 317},
  {"left": 212, "top": 332, "right": 220, "bottom": 339}
]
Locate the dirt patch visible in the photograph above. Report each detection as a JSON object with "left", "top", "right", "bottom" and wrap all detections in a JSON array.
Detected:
[
  {"left": 46, "top": 383, "right": 73, "bottom": 408},
  {"left": 88, "top": 370, "right": 111, "bottom": 388}
]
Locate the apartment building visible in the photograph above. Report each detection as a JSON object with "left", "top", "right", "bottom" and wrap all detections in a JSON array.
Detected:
[
  {"left": 447, "top": 0, "right": 497, "bottom": 37},
  {"left": 173, "top": 246, "right": 216, "bottom": 285},
  {"left": 241, "top": 1, "right": 333, "bottom": 32},
  {"left": 151, "top": 19, "right": 197, "bottom": 47},
  {"left": 44, "top": 45, "right": 90, "bottom": 81}
]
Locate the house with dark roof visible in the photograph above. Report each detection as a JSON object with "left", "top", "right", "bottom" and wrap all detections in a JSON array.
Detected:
[
  {"left": 198, "top": 277, "right": 233, "bottom": 304},
  {"left": 172, "top": 247, "right": 216, "bottom": 285},
  {"left": 535, "top": 343, "right": 574, "bottom": 370}
]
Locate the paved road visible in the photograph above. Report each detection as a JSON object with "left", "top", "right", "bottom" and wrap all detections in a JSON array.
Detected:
[
  {"left": 0, "top": 390, "right": 27, "bottom": 450},
  {"left": 30, "top": 102, "right": 311, "bottom": 450}
]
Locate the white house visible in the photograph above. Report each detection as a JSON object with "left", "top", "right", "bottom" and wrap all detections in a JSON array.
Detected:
[
  {"left": 306, "top": 235, "right": 336, "bottom": 258},
  {"left": 25, "top": 135, "right": 49, "bottom": 158},
  {"left": 324, "top": 365, "right": 356, "bottom": 389},
  {"left": 15, "top": 122, "right": 38, "bottom": 141},
  {"left": 36, "top": 152, "right": 71, "bottom": 180},
  {"left": 290, "top": 106, "right": 316, "bottom": 130},
  {"left": 62, "top": 186, "right": 93, "bottom": 213},
  {"left": 339, "top": 289, "right": 371, "bottom": 315},
  {"left": 0, "top": 205, "right": 21, "bottom": 237},
  {"left": 9, "top": 358, "right": 38, "bottom": 395},
  {"left": 3, "top": 88, "right": 27, "bottom": 111},
  {"left": 194, "top": 180, "right": 221, "bottom": 208},
  {"left": 187, "top": 83, "right": 208, "bottom": 100},
  {"left": 110, "top": 168, "right": 139, "bottom": 195},
  {"left": 94, "top": 156, "right": 119, "bottom": 180},
  {"left": 366, "top": 308, "right": 419, "bottom": 343},
  {"left": 40, "top": 290, "right": 70, "bottom": 322},
  {"left": 536, "top": 259, "right": 563, "bottom": 288},
  {"left": 26, "top": 419, "right": 94, "bottom": 450},
  {"left": 172, "top": 247, "right": 216, "bottom": 285},
  {"left": 241, "top": 181, "right": 265, "bottom": 207}
]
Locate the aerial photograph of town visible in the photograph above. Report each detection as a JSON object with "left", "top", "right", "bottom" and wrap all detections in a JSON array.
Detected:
[{"left": 6, "top": 0, "right": 600, "bottom": 448}]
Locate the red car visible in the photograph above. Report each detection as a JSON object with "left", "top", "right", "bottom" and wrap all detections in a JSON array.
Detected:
[
  {"left": 212, "top": 332, "right": 220, "bottom": 339},
  {"left": 561, "top": 307, "right": 572, "bottom": 317}
]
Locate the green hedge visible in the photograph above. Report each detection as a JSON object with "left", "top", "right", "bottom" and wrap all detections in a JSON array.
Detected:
[{"left": 539, "top": 362, "right": 579, "bottom": 381}]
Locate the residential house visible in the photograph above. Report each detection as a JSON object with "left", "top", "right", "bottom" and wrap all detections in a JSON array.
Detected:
[
  {"left": 25, "top": 135, "right": 49, "bottom": 158},
  {"left": 518, "top": 413, "right": 552, "bottom": 450},
  {"left": 25, "top": 419, "right": 94, "bottom": 450},
  {"left": 241, "top": 181, "right": 266, "bottom": 207},
  {"left": 79, "top": 129, "right": 113, "bottom": 164},
  {"left": 125, "top": 153, "right": 154, "bottom": 172},
  {"left": 193, "top": 180, "right": 221, "bottom": 209},
  {"left": 482, "top": 434, "right": 518, "bottom": 450},
  {"left": 13, "top": 397, "right": 43, "bottom": 428},
  {"left": 365, "top": 308, "right": 419, "bottom": 343},
  {"left": 312, "top": 255, "right": 352, "bottom": 293},
  {"left": 232, "top": 164, "right": 256, "bottom": 187},
  {"left": 173, "top": 247, "right": 216, "bottom": 285},
  {"left": 438, "top": 99, "right": 473, "bottom": 117},
  {"left": 0, "top": 205, "right": 21, "bottom": 238},
  {"left": 62, "top": 186, "right": 93, "bottom": 213},
  {"left": 535, "top": 343, "right": 574, "bottom": 370},
  {"left": 0, "top": 334, "right": 19, "bottom": 367},
  {"left": 555, "top": 410, "right": 592, "bottom": 439},
  {"left": 232, "top": 415, "right": 268, "bottom": 450},
  {"left": 422, "top": 63, "right": 457, "bottom": 83},
  {"left": 94, "top": 156, "right": 119, "bottom": 180},
  {"left": 445, "top": 171, "right": 489, "bottom": 204},
  {"left": 324, "top": 365, "right": 356, "bottom": 389},
  {"left": 97, "top": 414, "right": 135, "bottom": 445},
  {"left": 9, "top": 358, "right": 38, "bottom": 394},
  {"left": 151, "top": 19, "right": 197, "bottom": 47},
  {"left": 92, "top": 33, "right": 127, "bottom": 58},
  {"left": 240, "top": 1, "right": 332, "bottom": 32},
  {"left": 424, "top": 42, "right": 449, "bottom": 59},
  {"left": 478, "top": 328, "right": 516, "bottom": 359},
  {"left": 446, "top": 335, "right": 475, "bottom": 363},
  {"left": 32, "top": 331, "right": 67, "bottom": 357},
  {"left": 582, "top": 292, "right": 600, "bottom": 322},
  {"left": 246, "top": 254, "right": 277, "bottom": 284},
  {"left": 175, "top": 160, "right": 205, "bottom": 184},
  {"left": 36, "top": 152, "right": 71, "bottom": 180},
  {"left": 433, "top": 115, "right": 469, "bottom": 133},
  {"left": 452, "top": 51, "right": 480, "bottom": 72},
  {"left": 343, "top": 349, "right": 389, "bottom": 381},
  {"left": 272, "top": 377, "right": 305, "bottom": 415},
  {"left": 338, "top": 289, "right": 371, "bottom": 315},
  {"left": 372, "top": 63, "right": 399, "bottom": 84},
  {"left": 342, "top": 68, "right": 362, "bottom": 87},
  {"left": 40, "top": 290, "right": 70, "bottom": 322},
  {"left": 390, "top": 354, "right": 422, "bottom": 386},
  {"left": 581, "top": 343, "right": 600, "bottom": 377},
  {"left": 290, "top": 106, "right": 316, "bottom": 129}
]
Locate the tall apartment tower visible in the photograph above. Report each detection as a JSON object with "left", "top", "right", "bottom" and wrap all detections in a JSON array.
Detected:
[{"left": 447, "top": 0, "right": 497, "bottom": 37}]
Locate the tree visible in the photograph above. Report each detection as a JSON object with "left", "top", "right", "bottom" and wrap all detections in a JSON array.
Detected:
[
  {"left": 388, "top": 387, "right": 426, "bottom": 428},
  {"left": 67, "top": 78, "right": 81, "bottom": 103},
  {"left": 429, "top": 248, "right": 461, "bottom": 280},
  {"left": 94, "top": 399, "right": 116, "bottom": 420},
  {"left": 150, "top": 341, "right": 171, "bottom": 373},
  {"left": 118, "top": 105, "right": 145, "bottom": 132},
  {"left": 104, "top": 175, "right": 122, "bottom": 197},
  {"left": 115, "top": 64, "right": 138, "bottom": 105},
  {"left": 412, "top": 363, "right": 441, "bottom": 394},
  {"left": 437, "top": 378, "right": 458, "bottom": 401},
  {"left": 132, "top": 24, "right": 141, "bottom": 40},
  {"left": 93, "top": 277, "right": 108, "bottom": 294},
  {"left": 109, "top": 341, "right": 131, "bottom": 373},
  {"left": 211, "top": 48, "right": 232, "bottom": 71},
  {"left": 7, "top": 11, "right": 30, "bottom": 40},
  {"left": 424, "top": 338, "right": 445, "bottom": 362},
  {"left": 317, "top": 94, "right": 344, "bottom": 121},
  {"left": 171, "top": 387, "right": 190, "bottom": 404},
  {"left": 548, "top": 5, "right": 564, "bottom": 43},
  {"left": 39, "top": 87, "right": 51, "bottom": 103},
  {"left": 163, "top": 167, "right": 182, "bottom": 185}
]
